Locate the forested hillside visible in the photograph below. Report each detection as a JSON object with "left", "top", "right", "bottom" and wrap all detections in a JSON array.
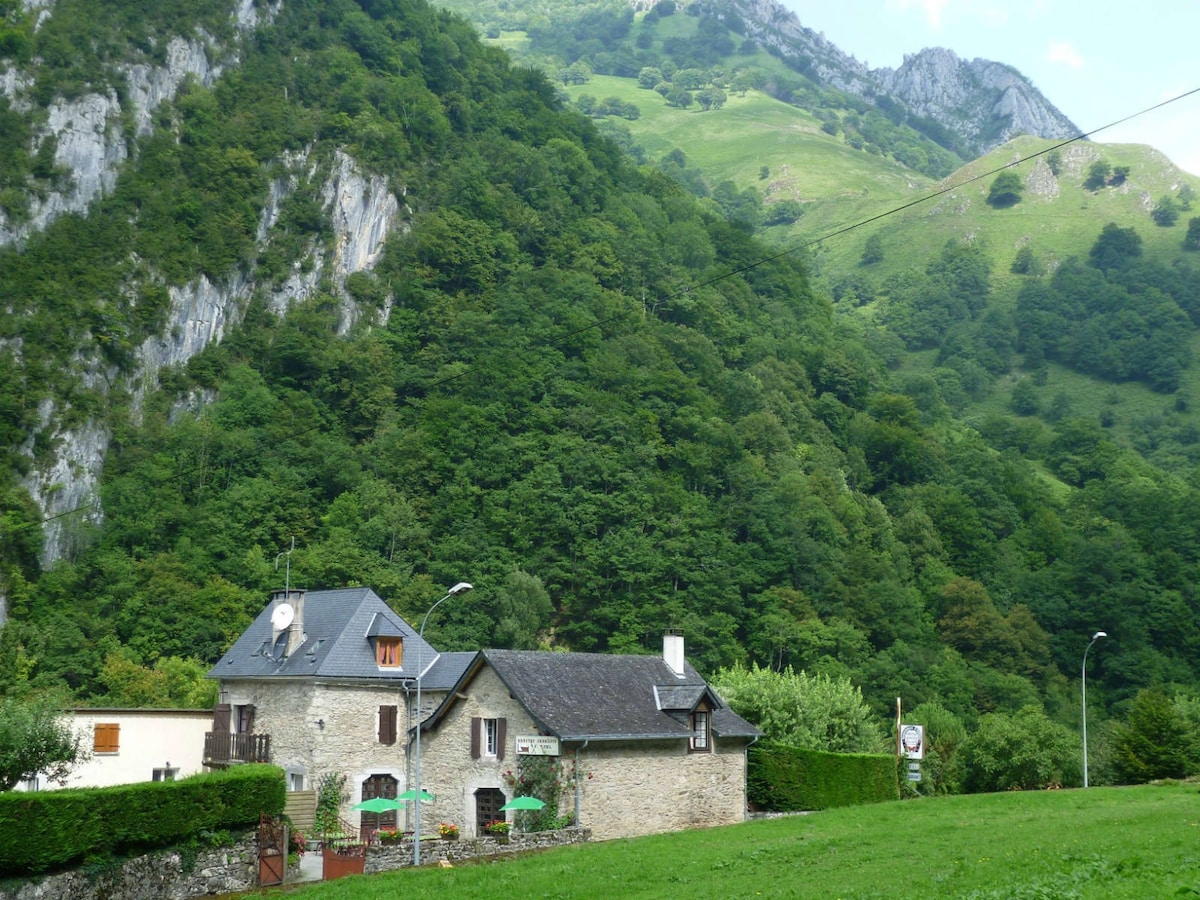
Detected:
[{"left": 5, "top": 0, "right": 1200, "bottom": 783}]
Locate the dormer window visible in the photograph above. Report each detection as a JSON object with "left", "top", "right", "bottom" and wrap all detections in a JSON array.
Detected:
[
  {"left": 376, "top": 637, "right": 402, "bottom": 667},
  {"left": 690, "top": 709, "right": 710, "bottom": 752}
]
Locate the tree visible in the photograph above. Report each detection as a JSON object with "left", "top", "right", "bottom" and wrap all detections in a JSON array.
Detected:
[
  {"left": 1083, "top": 159, "right": 1112, "bottom": 191},
  {"left": 1152, "top": 195, "right": 1180, "bottom": 226},
  {"left": 986, "top": 170, "right": 1023, "bottom": 208},
  {"left": 959, "top": 706, "right": 1079, "bottom": 792},
  {"left": 860, "top": 232, "right": 884, "bottom": 265},
  {"left": 711, "top": 664, "right": 886, "bottom": 753},
  {"left": 492, "top": 570, "right": 553, "bottom": 649},
  {"left": 1088, "top": 222, "right": 1142, "bottom": 270},
  {"left": 0, "top": 694, "right": 87, "bottom": 790},
  {"left": 1111, "top": 687, "right": 1192, "bottom": 783}
]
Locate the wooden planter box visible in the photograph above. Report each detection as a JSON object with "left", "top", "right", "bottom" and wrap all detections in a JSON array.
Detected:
[{"left": 323, "top": 846, "right": 365, "bottom": 880}]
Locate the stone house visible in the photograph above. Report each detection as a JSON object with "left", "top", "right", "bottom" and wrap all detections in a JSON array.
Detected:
[
  {"left": 206, "top": 587, "right": 473, "bottom": 835},
  {"left": 416, "top": 633, "right": 761, "bottom": 841}
]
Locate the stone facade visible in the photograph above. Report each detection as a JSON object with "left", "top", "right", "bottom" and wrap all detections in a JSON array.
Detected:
[
  {"left": 418, "top": 666, "right": 751, "bottom": 842},
  {"left": 416, "top": 665, "right": 538, "bottom": 837},
  {"left": 0, "top": 833, "right": 259, "bottom": 900},
  {"left": 221, "top": 678, "right": 449, "bottom": 827},
  {"left": 572, "top": 740, "right": 748, "bottom": 840}
]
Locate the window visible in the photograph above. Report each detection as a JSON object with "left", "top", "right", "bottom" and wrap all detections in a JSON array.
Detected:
[
  {"left": 690, "top": 710, "right": 710, "bottom": 752},
  {"left": 94, "top": 722, "right": 120, "bottom": 754},
  {"left": 376, "top": 637, "right": 402, "bottom": 667},
  {"left": 378, "top": 704, "right": 398, "bottom": 745},
  {"left": 470, "top": 717, "right": 506, "bottom": 760},
  {"left": 152, "top": 767, "right": 178, "bottom": 782}
]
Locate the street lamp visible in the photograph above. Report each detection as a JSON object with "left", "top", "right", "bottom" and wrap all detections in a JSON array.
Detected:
[
  {"left": 413, "top": 581, "right": 472, "bottom": 866},
  {"left": 1081, "top": 630, "right": 1106, "bottom": 788}
]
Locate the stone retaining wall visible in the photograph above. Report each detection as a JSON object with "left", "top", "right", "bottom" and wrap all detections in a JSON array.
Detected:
[
  {"left": 0, "top": 832, "right": 259, "bottom": 900},
  {"left": 364, "top": 827, "right": 591, "bottom": 873}
]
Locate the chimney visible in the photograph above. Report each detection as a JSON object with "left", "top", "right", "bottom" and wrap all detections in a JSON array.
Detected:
[
  {"left": 271, "top": 588, "right": 306, "bottom": 657},
  {"left": 663, "top": 630, "right": 685, "bottom": 676}
]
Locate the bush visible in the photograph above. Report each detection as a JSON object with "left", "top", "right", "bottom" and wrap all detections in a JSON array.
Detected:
[
  {"left": 748, "top": 741, "right": 896, "bottom": 811},
  {"left": 0, "top": 764, "right": 285, "bottom": 876}
]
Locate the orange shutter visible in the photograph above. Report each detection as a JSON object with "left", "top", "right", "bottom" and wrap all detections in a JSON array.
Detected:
[{"left": 94, "top": 722, "right": 120, "bottom": 753}]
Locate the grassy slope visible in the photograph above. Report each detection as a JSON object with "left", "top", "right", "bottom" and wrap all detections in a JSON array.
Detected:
[{"left": 242, "top": 783, "right": 1200, "bottom": 898}]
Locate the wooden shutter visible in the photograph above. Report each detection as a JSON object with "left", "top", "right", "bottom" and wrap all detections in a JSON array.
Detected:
[
  {"left": 470, "top": 716, "right": 481, "bottom": 759},
  {"left": 212, "top": 703, "right": 231, "bottom": 734},
  {"left": 94, "top": 723, "right": 120, "bottom": 753},
  {"left": 496, "top": 718, "right": 507, "bottom": 760},
  {"left": 379, "top": 705, "right": 397, "bottom": 745},
  {"left": 241, "top": 704, "right": 256, "bottom": 734}
]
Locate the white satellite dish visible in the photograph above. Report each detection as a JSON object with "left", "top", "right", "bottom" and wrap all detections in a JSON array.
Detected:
[{"left": 271, "top": 603, "right": 295, "bottom": 631}]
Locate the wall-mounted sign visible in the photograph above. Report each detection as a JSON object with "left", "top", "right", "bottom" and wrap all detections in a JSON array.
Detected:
[
  {"left": 515, "top": 735, "right": 560, "bottom": 756},
  {"left": 899, "top": 723, "right": 925, "bottom": 760}
]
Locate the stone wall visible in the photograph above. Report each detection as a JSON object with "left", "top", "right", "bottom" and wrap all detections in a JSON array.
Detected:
[
  {"left": 573, "top": 740, "right": 748, "bottom": 840},
  {"left": 417, "top": 665, "right": 541, "bottom": 836},
  {"left": 363, "top": 828, "right": 591, "bottom": 874},
  {"left": 0, "top": 833, "right": 258, "bottom": 900},
  {"left": 222, "top": 679, "right": 449, "bottom": 828}
]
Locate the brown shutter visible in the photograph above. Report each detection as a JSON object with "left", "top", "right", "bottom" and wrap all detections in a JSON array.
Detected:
[
  {"left": 243, "top": 704, "right": 256, "bottom": 734},
  {"left": 94, "top": 723, "right": 120, "bottom": 753},
  {"left": 470, "top": 716, "right": 481, "bottom": 759},
  {"left": 496, "top": 718, "right": 507, "bottom": 760},
  {"left": 212, "top": 704, "right": 231, "bottom": 734},
  {"left": 379, "top": 705, "right": 397, "bottom": 745}
]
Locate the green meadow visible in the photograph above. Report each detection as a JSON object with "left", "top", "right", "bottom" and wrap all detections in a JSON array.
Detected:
[{"left": 246, "top": 783, "right": 1200, "bottom": 898}]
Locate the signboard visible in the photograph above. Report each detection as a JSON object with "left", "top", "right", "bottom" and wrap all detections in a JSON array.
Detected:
[
  {"left": 515, "top": 735, "right": 560, "bottom": 756},
  {"left": 906, "top": 770, "right": 922, "bottom": 782},
  {"left": 899, "top": 723, "right": 925, "bottom": 760}
]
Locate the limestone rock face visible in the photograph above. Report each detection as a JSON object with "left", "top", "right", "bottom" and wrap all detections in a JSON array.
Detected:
[{"left": 683, "top": 0, "right": 1079, "bottom": 157}]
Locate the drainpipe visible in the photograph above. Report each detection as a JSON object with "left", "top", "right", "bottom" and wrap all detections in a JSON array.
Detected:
[
  {"left": 401, "top": 680, "right": 414, "bottom": 833},
  {"left": 574, "top": 740, "right": 589, "bottom": 827}
]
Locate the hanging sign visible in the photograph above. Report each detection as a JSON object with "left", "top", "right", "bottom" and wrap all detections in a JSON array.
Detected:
[
  {"left": 515, "top": 735, "right": 560, "bottom": 756},
  {"left": 899, "top": 723, "right": 925, "bottom": 760}
]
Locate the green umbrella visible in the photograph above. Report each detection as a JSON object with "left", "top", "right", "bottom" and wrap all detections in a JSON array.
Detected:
[
  {"left": 396, "top": 788, "right": 436, "bottom": 802},
  {"left": 499, "top": 796, "right": 545, "bottom": 811},
  {"left": 351, "top": 796, "right": 402, "bottom": 813}
]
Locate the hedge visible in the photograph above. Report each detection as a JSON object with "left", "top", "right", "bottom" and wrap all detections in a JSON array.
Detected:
[
  {"left": 0, "top": 763, "right": 285, "bottom": 876},
  {"left": 748, "top": 741, "right": 897, "bottom": 811}
]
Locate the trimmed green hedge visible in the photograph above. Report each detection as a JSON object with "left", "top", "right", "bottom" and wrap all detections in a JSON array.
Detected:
[
  {"left": 748, "top": 741, "right": 897, "bottom": 811},
  {"left": 0, "top": 764, "right": 285, "bottom": 876}
]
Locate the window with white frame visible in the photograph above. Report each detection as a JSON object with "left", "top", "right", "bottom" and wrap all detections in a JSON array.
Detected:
[
  {"left": 484, "top": 717, "right": 499, "bottom": 756},
  {"left": 152, "top": 767, "right": 178, "bottom": 782},
  {"left": 690, "top": 710, "right": 710, "bottom": 751}
]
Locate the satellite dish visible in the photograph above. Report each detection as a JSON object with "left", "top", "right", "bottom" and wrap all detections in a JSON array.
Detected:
[{"left": 271, "top": 603, "right": 295, "bottom": 631}]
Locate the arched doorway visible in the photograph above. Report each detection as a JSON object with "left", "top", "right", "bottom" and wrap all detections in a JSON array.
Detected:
[
  {"left": 360, "top": 773, "right": 398, "bottom": 840},
  {"left": 475, "top": 787, "right": 506, "bottom": 835}
]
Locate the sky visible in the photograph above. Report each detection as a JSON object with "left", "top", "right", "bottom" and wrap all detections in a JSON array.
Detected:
[{"left": 783, "top": 0, "right": 1200, "bottom": 175}]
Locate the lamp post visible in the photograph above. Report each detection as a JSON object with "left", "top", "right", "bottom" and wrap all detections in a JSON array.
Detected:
[
  {"left": 1081, "top": 630, "right": 1106, "bottom": 788},
  {"left": 413, "top": 581, "right": 472, "bottom": 866}
]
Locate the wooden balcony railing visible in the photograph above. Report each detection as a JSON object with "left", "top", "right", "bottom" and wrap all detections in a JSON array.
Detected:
[{"left": 204, "top": 731, "right": 271, "bottom": 765}]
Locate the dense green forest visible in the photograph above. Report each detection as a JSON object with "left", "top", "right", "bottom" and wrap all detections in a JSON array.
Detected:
[{"left": 5, "top": 0, "right": 1200, "bottom": 787}]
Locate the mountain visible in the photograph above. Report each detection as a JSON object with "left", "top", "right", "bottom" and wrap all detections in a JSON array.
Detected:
[{"left": 4, "top": 0, "right": 1200, "bottom": 765}]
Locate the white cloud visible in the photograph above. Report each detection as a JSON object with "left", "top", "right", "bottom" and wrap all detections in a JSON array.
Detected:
[{"left": 1046, "top": 41, "right": 1084, "bottom": 70}]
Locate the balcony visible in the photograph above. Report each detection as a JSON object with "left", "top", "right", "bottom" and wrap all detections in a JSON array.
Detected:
[{"left": 204, "top": 731, "right": 271, "bottom": 766}]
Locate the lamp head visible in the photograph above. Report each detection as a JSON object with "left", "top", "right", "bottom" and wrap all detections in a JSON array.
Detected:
[
  {"left": 448, "top": 582, "right": 473, "bottom": 595},
  {"left": 1093, "top": 631, "right": 1107, "bottom": 640}
]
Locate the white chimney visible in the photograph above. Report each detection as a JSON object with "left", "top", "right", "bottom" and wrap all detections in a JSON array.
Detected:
[{"left": 663, "top": 630, "right": 685, "bottom": 676}]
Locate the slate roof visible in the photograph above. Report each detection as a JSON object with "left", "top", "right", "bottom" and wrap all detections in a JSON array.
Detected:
[
  {"left": 424, "top": 649, "right": 761, "bottom": 742},
  {"left": 208, "top": 587, "right": 469, "bottom": 685}
]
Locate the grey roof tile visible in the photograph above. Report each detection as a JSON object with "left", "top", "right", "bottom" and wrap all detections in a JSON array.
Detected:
[
  {"left": 209, "top": 587, "right": 440, "bottom": 683},
  {"left": 427, "top": 649, "right": 761, "bottom": 742}
]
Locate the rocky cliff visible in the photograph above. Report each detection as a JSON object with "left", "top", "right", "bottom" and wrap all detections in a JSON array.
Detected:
[
  {"left": 3, "top": 0, "right": 406, "bottom": 569},
  {"left": 688, "top": 0, "right": 1079, "bottom": 157}
]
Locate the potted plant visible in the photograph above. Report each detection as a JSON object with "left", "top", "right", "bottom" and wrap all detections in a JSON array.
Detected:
[
  {"left": 439, "top": 822, "right": 460, "bottom": 841},
  {"left": 377, "top": 828, "right": 403, "bottom": 844},
  {"left": 484, "top": 819, "right": 511, "bottom": 839}
]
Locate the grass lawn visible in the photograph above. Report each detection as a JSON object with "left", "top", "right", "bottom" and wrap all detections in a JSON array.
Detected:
[{"left": 243, "top": 783, "right": 1200, "bottom": 898}]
